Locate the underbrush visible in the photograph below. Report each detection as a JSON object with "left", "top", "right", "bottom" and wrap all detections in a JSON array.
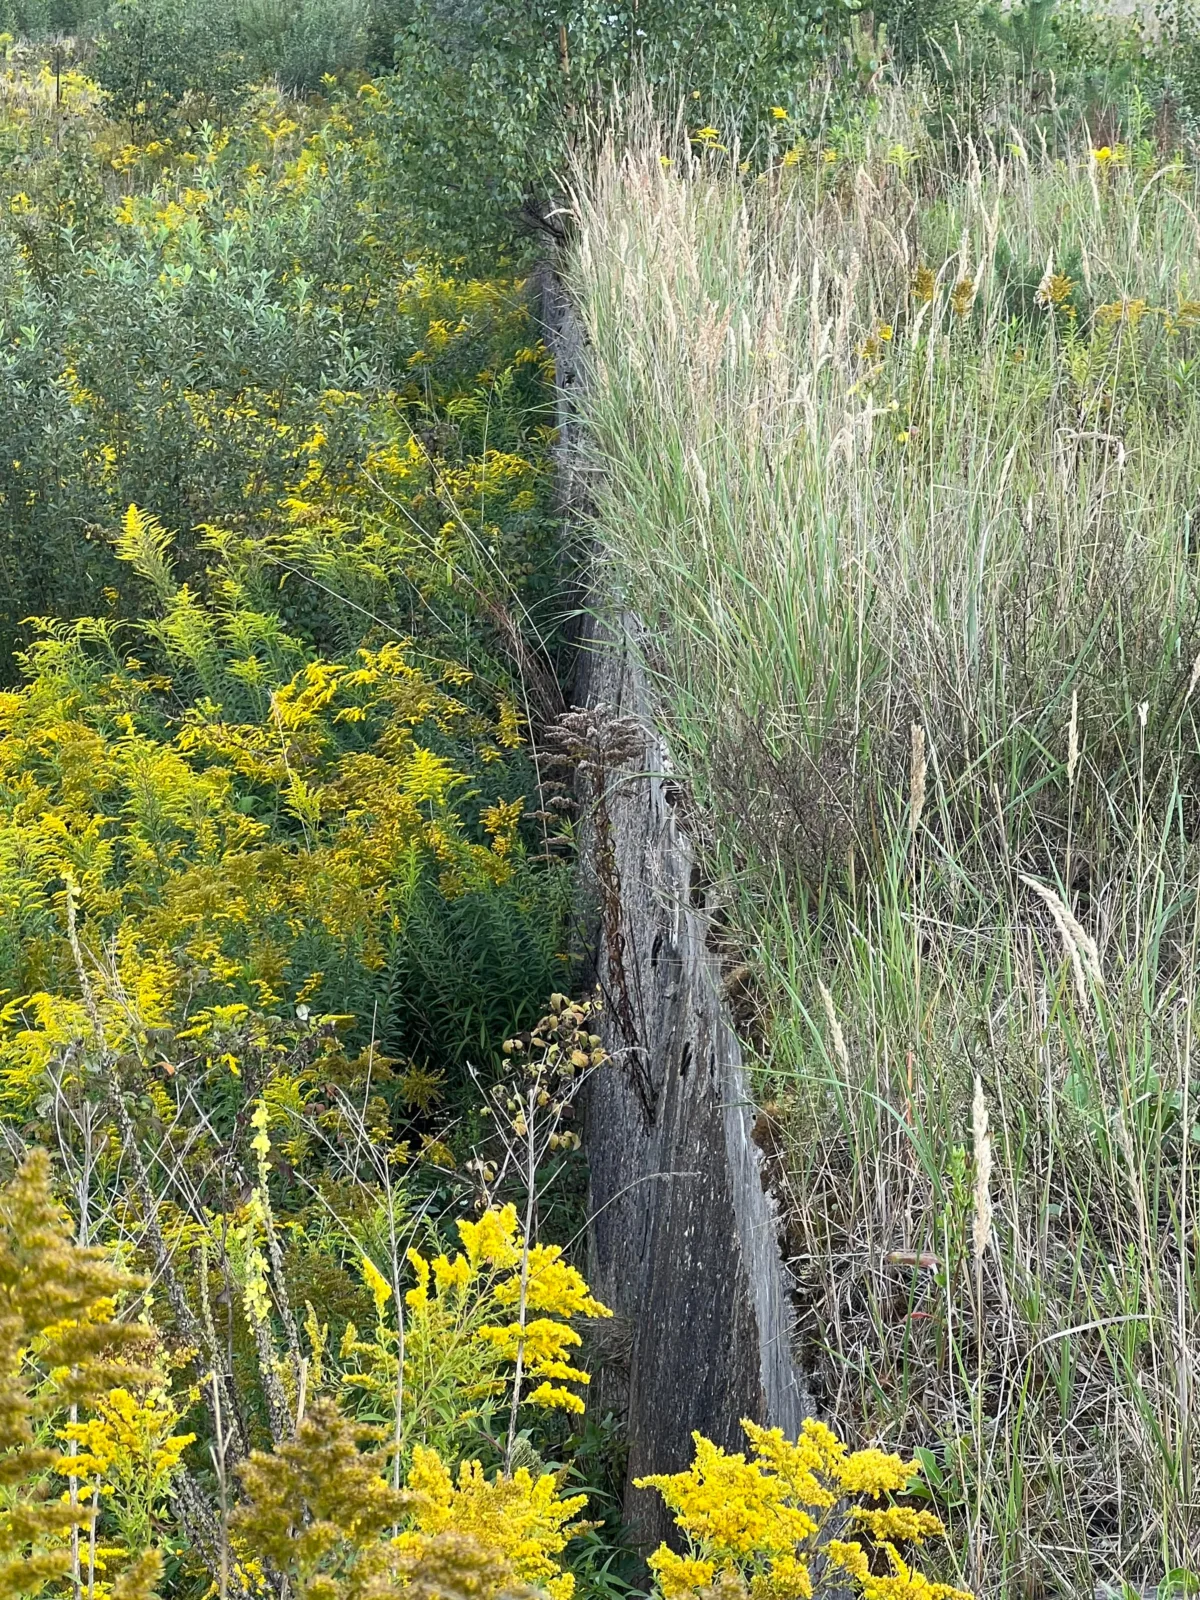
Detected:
[
  {"left": 0, "top": 46, "right": 612, "bottom": 1600},
  {"left": 572, "top": 81, "right": 1200, "bottom": 1598},
  {"left": 0, "top": 55, "right": 573, "bottom": 1092}
]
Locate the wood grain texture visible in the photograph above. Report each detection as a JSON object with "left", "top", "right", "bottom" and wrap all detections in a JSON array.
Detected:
[{"left": 536, "top": 265, "right": 815, "bottom": 1553}]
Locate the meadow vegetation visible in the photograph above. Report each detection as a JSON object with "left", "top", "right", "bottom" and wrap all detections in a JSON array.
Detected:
[
  {"left": 5, "top": 1, "right": 1200, "bottom": 1599},
  {"left": 0, "top": 26, "right": 609, "bottom": 1600},
  {"left": 571, "top": 65, "right": 1200, "bottom": 1600}
]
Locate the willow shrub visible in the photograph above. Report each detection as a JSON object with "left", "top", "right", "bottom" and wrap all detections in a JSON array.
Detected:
[{"left": 0, "top": 59, "right": 563, "bottom": 682}]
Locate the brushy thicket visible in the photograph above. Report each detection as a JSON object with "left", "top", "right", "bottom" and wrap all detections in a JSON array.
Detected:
[
  {"left": 0, "top": 36, "right": 620, "bottom": 1600},
  {"left": 572, "top": 64, "right": 1200, "bottom": 1600},
  {"left": 0, "top": 52, "right": 575, "bottom": 1099}
]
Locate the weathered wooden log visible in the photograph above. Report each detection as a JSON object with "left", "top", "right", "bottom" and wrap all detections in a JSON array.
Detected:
[{"left": 536, "top": 265, "right": 816, "bottom": 1553}]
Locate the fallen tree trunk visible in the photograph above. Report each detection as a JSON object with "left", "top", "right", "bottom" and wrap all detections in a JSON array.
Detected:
[{"left": 536, "top": 266, "right": 816, "bottom": 1554}]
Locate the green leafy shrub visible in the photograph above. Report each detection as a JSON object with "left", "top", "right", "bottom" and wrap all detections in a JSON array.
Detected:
[{"left": 95, "top": 0, "right": 253, "bottom": 133}]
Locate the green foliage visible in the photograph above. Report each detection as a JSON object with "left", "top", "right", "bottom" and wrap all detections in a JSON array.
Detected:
[
  {"left": 95, "top": 0, "right": 254, "bottom": 133},
  {"left": 232, "top": 0, "right": 371, "bottom": 90},
  {"left": 0, "top": 70, "right": 562, "bottom": 675},
  {"left": 382, "top": 865, "right": 574, "bottom": 1070},
  {"left": 376, "top": 0, "right": 829, "bottom": 265},
  {"left": 0, "top": 69, "right": 574, "bottom": 1102},
  {"left": 0, "top": 512, "right": 566, "bottom": 1123},
  {"left": 0, "top": 0, "right": 106, "bottom": 36},
  {"left": 372, "top": 0, "right": 1193, "bottom": 263},
  {"left": 232, "top": 1399, "right": 413, "bottom": 1599}
]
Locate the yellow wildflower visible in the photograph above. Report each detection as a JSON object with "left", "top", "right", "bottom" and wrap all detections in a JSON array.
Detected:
[
  {"left": 250, "top": 1100, "right": 271, "bottom": 1162},
  {"left": 405, "top": 1246, "right": 431, "bottom": 1307},
  {"left": 835, "top": 1446, "right": 916, "bottom": 1499},
  {"left": 858, "top": 323, "right": 894, "bottom": 360},
  {"left": 400, "top": 1447, "right": 587, "bottom": 1600},
  {"left": 494, "top": 1243, "right": 610, "bottom": 1318},
  {"left": 361, "top": 1254, "right": 393, "bottom": 1317},
  {"left": 858, "top": 1545, "right": 974, "bottom": 1600},
  {"left": 639, "top": 1421, "right": 970, "bottom": 1600},
  {"left": 648, "top": 1549, "right": 717, "bottom": 1598},
  {"left": 457, "top": 1203, "right": 522, "bottom": 1269},
  {"left": 950, "top": 278, "right": 976, "bottom": 319},
  {"left": 741, "top": 1418, "right": 842, "bottom": 1509},
  {"left": 635, "top": 1434, "right": 817, "bottom": 1558},
  {"left": 1095, "top": 297, "right": 1148, "bottom": 327},
  {"left": 827, "top": 1540, "right": 872, "bottom": 1581},
  {"left": 60, "top": 1385, "right": 195, "bottom": 1512},
  {"left": 1035, "top": 272, "right": 1074, "bottom": 309},
  {"left": 429, "top": 1252, "right": 471, "bottom": 1295},
  {"left": 851, "top": 1505, "right": 946, "bottom": 1543},
  {"left": 497, "top": 699, "right": 523, "bottom": 748},
  {"left": 751, "top": 1553, "right": 813, "bottom": 1600},
  {"left": 912, "top": 265, "right": 935, "bottom": 303},
  {"left": 526, "top": 1382, "right": 586, "bottom": 1413}
]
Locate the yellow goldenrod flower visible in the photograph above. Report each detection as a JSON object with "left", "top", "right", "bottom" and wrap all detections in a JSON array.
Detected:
[
  {"left": 950, "top": 277, "right": 976, "bottom": 318},
  {"left": 851, "top": 1504, "right": 946, "bottom": 1543},
  {"left": 430, "top": 1252, "right": 471, "bottom": 1294},
  {"left": 751, "top": 1551, "right": 813, "bottom": 1599},
  {"left": 857, "top": 1543, "right": 974, "bottom": 1599},
  {"left": 638, "top": 1420, "right": 970, "bottom": 1600},
  {"left": 827, "top": 1540, "right": 872, "bottom": 1581},
  {"left": 1095, "top": 296, "right": 1149, "bottom": 327},
  {"left": 648, "top": 1549, "right": 717, "bottom": 1599},
  {"left": 360, "top": 1253, "right": 393, "bottom": 1316},
  {"left": 835, "top": 1445, "right": 916, "bottom": 1498},
  {"left": 1035, "top": 271, "right": 1074, "bottom": 309},
  {"left": 912, "top": 264, "right": 936, "bottom": 303},
  {"left": 400, "top": 1447, "right": 587, "bottom": 1600}
]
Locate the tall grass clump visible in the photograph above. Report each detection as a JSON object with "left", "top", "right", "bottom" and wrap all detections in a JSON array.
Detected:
[{"left": 571, "top": 84, "right": 1200, "bottom": 1598}]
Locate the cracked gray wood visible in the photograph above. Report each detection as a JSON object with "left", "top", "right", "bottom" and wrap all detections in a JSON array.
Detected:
[{"left": 537, "top": 265, "right": 816, "bottom": 1554}]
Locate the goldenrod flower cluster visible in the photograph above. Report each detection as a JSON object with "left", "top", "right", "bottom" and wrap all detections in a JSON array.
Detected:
[
  {"left": 405, "top": 1202, "right": 613, "bottom": 1416},
  {"left": 60, "top": 1386, "right": 195, "bottom": 1491},
  {"left": 400, "top": 1446, "right": 588, "bottom": 1600},
  {"left": 636, "top": 1419, "right": 973, "bottom": 1600}
]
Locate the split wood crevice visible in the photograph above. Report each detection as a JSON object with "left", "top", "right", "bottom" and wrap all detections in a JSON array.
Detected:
[{"left": 535, "top": 265, "right": 817, "bottom": 1555}]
